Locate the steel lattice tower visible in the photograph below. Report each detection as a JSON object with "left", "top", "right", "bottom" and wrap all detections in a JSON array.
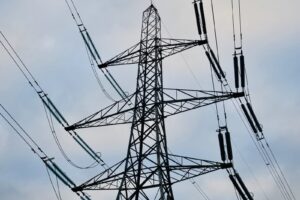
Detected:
[
  {"left": 67, "top": 4, "right": 243, "bottom": 200},
  {"left": 116, "top": 6, "right": 173, "bottom": 199}
]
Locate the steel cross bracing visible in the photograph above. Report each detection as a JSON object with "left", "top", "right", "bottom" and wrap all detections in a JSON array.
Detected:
[
  {"left": 98, "top": 38, "right": 206, "bottom": 68},
  {"left": 65, "top": 89, "right": 243, "bottom": 130},
  {"left": 73, "top": 155, "right": 232, "bottom": 191},
  {"left": 67, "top": 5, "right": 243, "bottom": 200}
]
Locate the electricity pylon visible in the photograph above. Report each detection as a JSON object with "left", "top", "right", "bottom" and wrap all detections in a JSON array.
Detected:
[{"left": 66, "top": 4, "right": 243, "bottom": 199}]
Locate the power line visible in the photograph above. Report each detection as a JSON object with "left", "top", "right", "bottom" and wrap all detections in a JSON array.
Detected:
[
  {"left": 207, "top": 0, "right": 297, "bottom": 198},
  {"left": 0, "top": 104, "right": 93, "bottom": 200},
  {"left": 191, "top": 1, "right": 295, "bottom": 199},
  {"left": 1, "top": 1, "right": 295, "bottom": 199},
  {"left": 42, "top": 103, "right": 99, "bottom": 169},
  {"left": 0, "top": 31, "right": 106, "bottom": 169},
  {"left": 46, "top": 166, "right": 63, "bottom": 200},
  {"left": 159, "top": 9, "right": 212, "bottom": 199},
  {"left": 83, "top": 42, "right": 117, "bottom": 102},
  {"left": 63, "top": 0, "right": 128, "bottom": 100}
]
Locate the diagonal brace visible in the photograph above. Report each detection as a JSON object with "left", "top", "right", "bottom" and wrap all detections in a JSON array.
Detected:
[
  {"left": 98, "top": 38, "right": 207, "bottom": 68},
  {"left": 65, "top": 93, "right": 135, "bottom": 131},
  {"left": 72, "top": 154, "right": 231, "bottom": 191},
  {"left": 163, "top": 88, "right": 244, "bottom": 117},
  {"left": 66, "top": 89, "right": 243, "bottom": 130}
]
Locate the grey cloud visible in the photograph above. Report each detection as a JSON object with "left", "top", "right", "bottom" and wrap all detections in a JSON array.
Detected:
[{"left": 0, "top": 0, "right": 299, "bottom": 200}]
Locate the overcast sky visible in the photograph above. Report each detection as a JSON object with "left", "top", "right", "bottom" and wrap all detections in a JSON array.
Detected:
[{"left": 0, "top": 0, "right": 299, "bottom": 200}]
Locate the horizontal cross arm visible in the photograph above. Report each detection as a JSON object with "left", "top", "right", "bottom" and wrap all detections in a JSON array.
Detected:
[
  {"left": 168, "top": 154, "right": 232, "bottom": 184},
  {"left": 66, "top": 89, "right": 243, "bottom": 130},
  {"left": 98, "top": 42, "right": 141, "bottom": 68},
  {"left": 65, "top": 94, "right": 136, "bottom": 131},
  {"left": 159, "top": 38, "right": 207, "bottom": 59},
  {"left": 73, "top": 154, "right": 231, "bottom": 191},
  {"left": 163, "top": 88, "right": 244, "bottom": 117},
  {"left": 98, "top": 38, "right": 207, "bottom": 68}
]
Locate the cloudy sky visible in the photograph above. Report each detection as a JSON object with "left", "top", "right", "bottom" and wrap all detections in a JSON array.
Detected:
[{"left": 0, "top": 0, "right": 299, "bottom": 200}]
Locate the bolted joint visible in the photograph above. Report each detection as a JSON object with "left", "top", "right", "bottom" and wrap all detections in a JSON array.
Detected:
[
  {"left": 72, "top": 186, "right": 82, "bottom": 192},
  {"left": 220, "top": 162, "right": 233, "bottom": 169},
  {"left": 98, "top": 63, "right": 108, "bottom": 69},
  {"left": 65, "top": 125, "right": 75, "bottom": 131},
  {"left": 197, "top": 39, "right": 208, "bottom": 45},
  {"left": 233, "top": 91, "right": 245, "bottom": 98}
]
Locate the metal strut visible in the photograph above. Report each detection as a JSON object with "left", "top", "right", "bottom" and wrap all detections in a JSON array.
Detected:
[{"left": 0, "top": 104, "right": 92, "bottom": 200}]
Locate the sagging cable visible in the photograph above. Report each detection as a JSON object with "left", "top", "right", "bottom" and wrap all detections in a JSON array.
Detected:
[
  {"left": 79, "top": 24, "right": 127, "bottom": 100},
  {"left": 226, "top": 2, "right": 295, "bottom": 198},
  {"left": 64, "top": 0, "right": 128, "bottom": 100},
  {"left": 79, "top": 25, "right": 102, "bottom": 64},
  {"left": 71, "top": 131, "right": 105, "bottom": 166},
  {"left": 79, "top": 25, "right": 127, "bottom": 99},
  {"left": 0, "top": 32, "right": 105, "bottom": 167},
  {"left": 39, "top": 91, "right": 105, "bottom": 166},
  {"left": 0, "top": 104, "right": 92, "bottom": 200}
]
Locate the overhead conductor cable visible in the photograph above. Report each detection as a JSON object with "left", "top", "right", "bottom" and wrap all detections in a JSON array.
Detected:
[
  {"left": 246, "top": 102, "right": 263, "bottom": 133},
  {"left": 241, "top": 103, "right": 257, "bottom": 134},
  {"left": 64, "top": 0, "right": 127, "bottom": 100},
  {"left": 204, "top": 2, "right": 292, "bottom": 199},
  {"left": 210, "top": 49, "right": 225, "bottom": 78},
  {"left": 0, "top": 104, "right": 91, "bottom": 200},
  {"left": 226, "top": 1, "right": 296, "bottom": 199},
  {"left": 229, "top": 174, "right": 248, "bottom": 200},
  {"left": 205, "top": 50, "right": 221, "bottom": 80},
  {"left": 0, "top": 32, "right": 105, "bottom": 168},
  {"left": 235, "top": 173, "right": 254, "bottom": 200}
]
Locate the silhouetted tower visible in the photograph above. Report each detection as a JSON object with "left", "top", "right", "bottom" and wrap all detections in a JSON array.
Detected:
[
  {"left": 116, "top": 6, "right": 173, "bottom": 199},
  {"left": 67, "top": 4, "right": 243, "bottom": 199}
]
